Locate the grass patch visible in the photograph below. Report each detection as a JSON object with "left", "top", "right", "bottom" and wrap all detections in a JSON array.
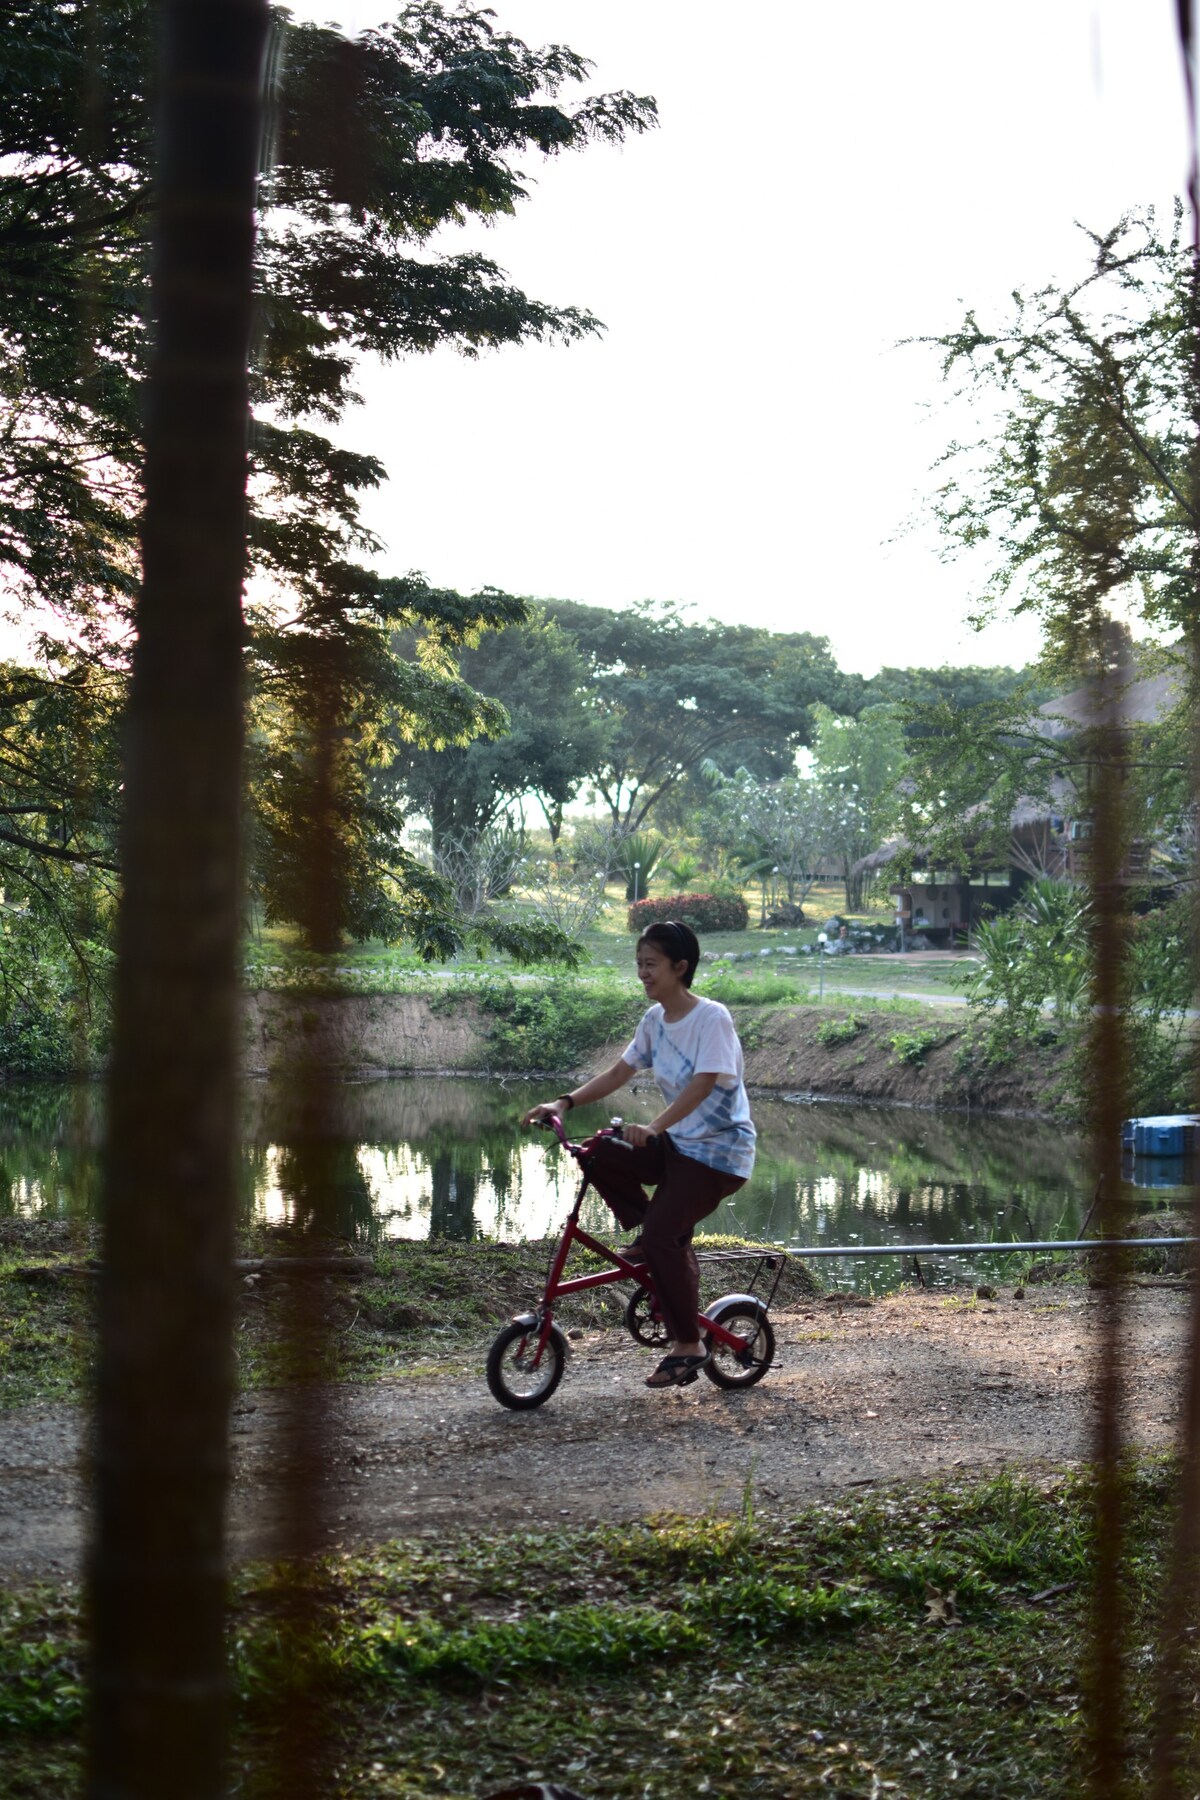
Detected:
[
  {"left": 704, "top": 970, "right": 930, "bottom": 1014},
  {"left": 0, "top": 1237, "right": 92, "bottom": 1410},
  {"left": 2, "top": 1460, "right": 1194, "bottom": 1797}
]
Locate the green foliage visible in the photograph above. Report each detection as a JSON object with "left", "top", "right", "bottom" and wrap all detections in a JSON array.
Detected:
[
  {"left": 920, "top": 208, "right": 1195, "bottom": 658},
  {"left": 816, "top": 1014, "right": 866, "bottom": 1047},
  {"left": 0, "top": 1588, "right": 85, "bottom": 1737},
  {"left": 5, "top": 1460, "right": 1187, "bottom": 1800},
  {"left": 909, "top": 211, "right": 1199, "bottom": 872},
  {"left": 391, "top": 608, "right": 611, "bottom": 849},
  {"left": 661, "top": 851, "right": 700, "bottom": 888},
  {"left": 0, "top": 910, "right": 110, "bottom": 1076},
  {"left": 542, "top": 597, "right": 849, "bottom": 829},
  {"left": 1095, "top": 896, "right": 1194, "bottom": 1115},
  {"left": 610, "top": 832, "right": 668, "bottom": 902},
  {"left": 965, "top": 880, "right": 1091, "bottom": 1036},
  {"left": 627, "top": 892, "right": 749, "bottom": 933},
  {"left": 888, "top": 1027, "right": 943, "bottom": 1066},
  {"left": 467, "top": 977, "right": 639, "bottom": 1071},
  {"left": 861, "top": 662, "right": 1056, "bottom": 716},
  {"left": 960, "top": 878, "right": 1196, "bottom": 1114},
  {"left": 701, "top": 769, "right": 829, "bottom": 911},
  {"left": 810, "top": 703, "right": 909, "bottom": 907}
]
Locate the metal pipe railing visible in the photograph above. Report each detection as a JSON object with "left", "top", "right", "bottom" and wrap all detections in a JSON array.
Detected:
[{"left": 777, "top": 1236, "right": 1196, "bottom": 1258}]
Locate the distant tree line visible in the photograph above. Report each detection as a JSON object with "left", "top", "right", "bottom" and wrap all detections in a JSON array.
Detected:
[{"left": 391, "top": 593, "right": 1041, "bottom": 869}]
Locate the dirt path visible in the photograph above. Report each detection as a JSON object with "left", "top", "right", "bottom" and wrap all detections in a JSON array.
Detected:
[{"left": 0, "top": 1284, "right": 1191, "bottom": 1581}]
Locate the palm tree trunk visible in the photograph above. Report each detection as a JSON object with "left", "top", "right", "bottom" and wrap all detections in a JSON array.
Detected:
[{"left": 87, "top": 5, "right": 268, "bottom": 1795}]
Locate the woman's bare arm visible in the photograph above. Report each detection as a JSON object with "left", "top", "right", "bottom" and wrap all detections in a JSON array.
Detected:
[{"left": 521, "top": 1058, "right": 635, "bottom": 1126}]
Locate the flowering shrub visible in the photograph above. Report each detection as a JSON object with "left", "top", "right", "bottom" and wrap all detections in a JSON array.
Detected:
[{"left": 627, "top": 892, "right": 749, "bottom": 934}]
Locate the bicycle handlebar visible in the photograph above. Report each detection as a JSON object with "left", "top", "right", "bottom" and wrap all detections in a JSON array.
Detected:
[
  {"left": 540, "top": 1112, "right": 572, "bottom": 1149},
  {"left": 531, "top": 1113, "right": 656, "bottom": 1158}
]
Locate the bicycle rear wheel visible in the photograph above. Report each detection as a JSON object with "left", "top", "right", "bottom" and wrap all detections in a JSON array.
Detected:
[{"left": 702, "top": 1300, "right": 775, "bottom": 1389}]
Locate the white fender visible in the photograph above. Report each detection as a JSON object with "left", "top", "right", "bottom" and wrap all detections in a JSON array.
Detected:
[{"left": 703, "top": 1292, "right": 767, "bottom": 1319}]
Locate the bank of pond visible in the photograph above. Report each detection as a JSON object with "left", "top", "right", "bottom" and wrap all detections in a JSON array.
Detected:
[{"left": 0, "top": 1076, "right": 1186, "bottom": 1295}]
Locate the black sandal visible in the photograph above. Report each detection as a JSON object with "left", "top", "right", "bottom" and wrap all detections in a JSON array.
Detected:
[{"left": 645, "top": 1353, "right": 709, "bottom": 1388}]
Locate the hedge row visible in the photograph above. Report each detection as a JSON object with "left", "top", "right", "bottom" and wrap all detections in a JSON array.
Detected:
[{"left": 627, "top": 892, "right": 750, "bottom": 933}]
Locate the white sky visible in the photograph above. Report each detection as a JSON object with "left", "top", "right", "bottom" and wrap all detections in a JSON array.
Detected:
[{"left": 289, "top": 5, "right": 1192, "bottom": 674}]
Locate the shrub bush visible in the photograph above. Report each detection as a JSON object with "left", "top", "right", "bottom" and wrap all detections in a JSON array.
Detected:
[
  {"left": 816, "top": 1014, "right": 865, "bottom": 1047},
  {"left": 470, "top": 978, "right": 641, "bottom": 1071},
  {"left": 889, "top": 1027, "right": 943, "bottom": 1067},
  {"left": 627, "top": 892, "right": 749, "bottom": 934}
]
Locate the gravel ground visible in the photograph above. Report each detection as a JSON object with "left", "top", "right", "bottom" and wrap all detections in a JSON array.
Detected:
[{"left": 0, "top": 1282, "right": 1192, "bottom": 1581}]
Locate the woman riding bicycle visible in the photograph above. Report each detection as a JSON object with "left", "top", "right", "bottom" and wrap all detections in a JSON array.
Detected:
[{"left": 522, "top": 919, "right": 756, "bottom": 1388}]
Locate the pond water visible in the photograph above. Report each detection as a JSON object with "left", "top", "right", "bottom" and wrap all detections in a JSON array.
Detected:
[{"left": 0, "top": 1078, "right": 1184, "bottom": 1292}]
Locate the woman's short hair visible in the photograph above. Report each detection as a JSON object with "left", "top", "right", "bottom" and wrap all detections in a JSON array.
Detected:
[{"left": 635, "top": 920, "right": 701, "bottom": 988}]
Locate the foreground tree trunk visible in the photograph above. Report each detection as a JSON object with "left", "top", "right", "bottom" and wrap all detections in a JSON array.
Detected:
[
  {"left": 87, "top": 5, "right": 269, "bottom": 1796},
  {"left": 1149, "top": 213, "right": 1200, "bottom": 1800},
  {"left": 1083, "top": 633, "right": 1133, "bottom": 1800}
]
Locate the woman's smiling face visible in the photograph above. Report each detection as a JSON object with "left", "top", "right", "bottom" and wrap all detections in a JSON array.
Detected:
[{"left": 635, "top": 942, "right": 688, "bottom": 1003}]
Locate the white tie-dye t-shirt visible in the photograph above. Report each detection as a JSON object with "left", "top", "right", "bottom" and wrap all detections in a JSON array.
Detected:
[{"left": 623, "top": 997, "right": 756, "bottom": 1179}]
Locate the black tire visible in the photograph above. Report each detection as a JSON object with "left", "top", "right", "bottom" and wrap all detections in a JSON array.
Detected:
[
  {"left": 702, "top": 1300, "right": 775, "bottom": 1389},
  {"left": 486, "top": 1321, "right": 566, "bottom": 1410},
  {"left": 625, "top": 1286, "right": 670, "bottom": 1349}
]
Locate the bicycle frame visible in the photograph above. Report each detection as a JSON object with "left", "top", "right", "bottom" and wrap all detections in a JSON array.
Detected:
[{"left": 519, "top": 1117, "right": 763, "bottom": 1368}]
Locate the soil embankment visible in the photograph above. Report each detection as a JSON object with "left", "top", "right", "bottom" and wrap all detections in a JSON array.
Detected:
[
  {"left": 733, "top": 1006, "right": 1066, "bottom": 1115},
  {"left": 244, "top": 991, "right": 1067, "bottom": 1117}
]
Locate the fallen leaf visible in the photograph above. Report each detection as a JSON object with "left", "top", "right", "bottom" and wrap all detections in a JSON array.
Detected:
[{"left": 923, "top": 1583, "right": 961, "bottom": 1628}]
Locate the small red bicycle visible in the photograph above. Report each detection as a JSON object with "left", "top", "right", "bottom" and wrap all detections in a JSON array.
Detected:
[{"left": 485, "top": 1115, "right": 779, "bottom": 1411}]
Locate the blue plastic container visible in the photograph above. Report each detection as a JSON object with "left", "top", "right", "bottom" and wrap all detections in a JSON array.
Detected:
[{"left": 1121, "top": 1115, "right": 1200, "bottom": 1158}]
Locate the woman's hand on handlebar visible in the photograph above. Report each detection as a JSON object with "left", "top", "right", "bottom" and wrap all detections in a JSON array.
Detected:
[
  {"left": 621, "top": 1122, "right": 658, "bottom": 1148},
  {"left": 521, "top": 1100, "right": 562, "bottom": 1129}
]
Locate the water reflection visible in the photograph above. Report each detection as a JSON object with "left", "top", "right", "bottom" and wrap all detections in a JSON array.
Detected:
[{"left": 0, "top": 1078, "right": 1184, "bottom": 1292}]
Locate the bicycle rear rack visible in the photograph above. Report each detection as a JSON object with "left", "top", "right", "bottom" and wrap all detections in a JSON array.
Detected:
[{"left": 693, "top": 1247, "right": 788, "bottom": 1309}]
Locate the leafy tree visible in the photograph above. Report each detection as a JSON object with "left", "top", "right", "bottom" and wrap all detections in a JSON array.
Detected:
[
  {"left": 893, "top": 208, "right": 1200, "bottom": 915},
  {"left": 920, "top": 208, "right": 1196, "bottom": 661},
  {"left": 702, "top": 771, "right": 830, "bottom": 915},
  {"left": 810, "top": 704, "right": 909, "bottom": 909},
  {"left": 542, "top": 598, "right": 847, "bottom": 829},
  {"left": 0, "top": 662, "right": 121, "bottom": 1040},
  {"left": 904, "top": 210, "right": 1198, "bottom": 837},
  {"left": 0, "top": 2, "right": 656, "bottom": 960},
  {"left": 393, "top": 608, "right": 610, "bottom": 851},
  {"left": 861, "top": 663, "right": 1056, "bottom": 721}
]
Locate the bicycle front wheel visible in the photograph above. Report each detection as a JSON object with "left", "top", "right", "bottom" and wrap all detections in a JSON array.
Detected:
[{"left": 486, "top": 1321, "right": 566, "bottom": 1410}]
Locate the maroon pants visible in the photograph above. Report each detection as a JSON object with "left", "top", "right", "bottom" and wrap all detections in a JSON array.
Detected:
[{"left": 586, "top": 1134, "right": 745, "bottom": 1342}]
